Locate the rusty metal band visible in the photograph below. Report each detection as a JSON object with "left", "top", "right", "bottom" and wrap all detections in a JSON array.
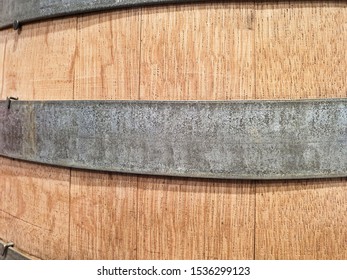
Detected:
[
  {"left": 0, "top": 99, "right": 346, "bottom": 180},
  {"left": 0, "top": 0, "right": 204, "bottom": 29}
]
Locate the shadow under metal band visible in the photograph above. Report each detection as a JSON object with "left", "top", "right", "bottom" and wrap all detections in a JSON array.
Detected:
[
  {"left": 0, "top": 99, "right": 346, "bottom": 180},
  {"left": 0, "top": 0, "right": 205, "bottom": 29}
]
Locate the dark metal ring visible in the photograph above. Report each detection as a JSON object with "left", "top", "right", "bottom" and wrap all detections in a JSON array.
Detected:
[
  {"left": 1, "top": 99, "right": 346, "bottom": 180},
  {"left": 0, "top": 0, "right": 205, "bottom": 29}
]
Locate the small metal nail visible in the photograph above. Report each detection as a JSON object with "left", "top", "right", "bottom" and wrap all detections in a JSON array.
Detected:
[
  {"left": 6, "top": 96, "right": 19, "bottom": 109},
  {"left": 2, "top": 242, "right": 14, "bottom": 257},
  {"left": 13, "top": 20, "right": 21, "bottom": 31}
]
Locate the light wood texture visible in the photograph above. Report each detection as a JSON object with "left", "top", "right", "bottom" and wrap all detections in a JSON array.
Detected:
[
  {"left": 69, "top": 171, "right": 137, "bottom": 259},
  {"left": 0, "top": 29, "right": 7, "bottom": 99},
  {"left": 0, "top": 157, "right": 70, "bottom": 259},
  {"left": 256, "top": 179, "right": 347, "bottom": 259},
  {"left": 3, "top": 18, "right": 77, "bottom": 100},
  {"left": 138, "top": 3, "right": 255, "bottom": 259},
  {"left": 255, "top": 1, "right": 347, "bottom": 100},
  {"left": 74, "top": 10, "right": 141, "bottom": 100},
  {"left": 69, "top": 9, "right": 141, "bottom": 259},
  {"left": 140, "top": 3, "right": 255, "bottom": 100},
  {"left": 255, "top": 1, "right": 347, "bottom": 259},
  {"left": 0, "top": 19, "right": 75, "bottom": 259},
  {"left": 137, "top": 177, "right": 254, "bottom": 259}
]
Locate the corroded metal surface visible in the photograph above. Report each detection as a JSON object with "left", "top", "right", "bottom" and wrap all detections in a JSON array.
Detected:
[
  {"left": 0, "top": 0, "right": 203, "bottom": 29},
  {"left": 0, "top": 99, "right": 346, "bottom": 179}
]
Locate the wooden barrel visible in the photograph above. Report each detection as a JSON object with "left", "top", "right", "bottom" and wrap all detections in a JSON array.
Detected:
[{"left": 0, "top": 1, "right": 346, "bottom": 260}]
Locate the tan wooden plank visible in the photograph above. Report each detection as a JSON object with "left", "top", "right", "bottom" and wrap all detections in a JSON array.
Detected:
[
  {"left": 256, "top": 179, "right": 347, "bottom": 259},
  {"left": 69, "top": 171, "right": 137, "bottom": 259},
  {"left": 140, "top": 3, "right": 255, "bottom": 101},
  {"left": 0, "top": 19, "right": 76, "bottom": 259},
  {"left": 0, "top": 157, "right": 70, "bottom": 259},
  {"left": 0, "top": 29, "right": 7, "bottom": 99},
  {"left": 255, "top": 1, "right": 347, "bottom": 259},
  {"left": 138, "top": 177, "right": 254, "bottom": 259},
  {"left": 3, "top": 18, "right": 77, "bottom": 100},
  {"left": 69, "top": 9, "right": 141, "bottom": 259},
  {"left": 137, "top": 3, "right": 255, "bottom": 259},
  {"left": 255, "top": 1, "right": 347, "bottom": 100},
  {"left": 74, "top": 9, "right": 141, "bottom": 100}
]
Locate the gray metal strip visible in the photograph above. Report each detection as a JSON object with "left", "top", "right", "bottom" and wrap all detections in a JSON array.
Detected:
[
  {"left": 0, "top": 99, "right": 346, "bottom": 179},
  {"left": 0, "top": 242, "right": 29, "bottom": 260},
  {"left": 0, "top": 0, "right": 204, "bottom": 29}
]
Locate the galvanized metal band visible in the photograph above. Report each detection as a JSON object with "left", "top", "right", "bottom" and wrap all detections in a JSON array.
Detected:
[
  {"left": 0, "top": 99, "right": 346, "bottom": 180},
  {"left": 0, "top": 0, "right": 204, "bottom": 29},
  {"left": 0, "top": 241, "right": 29, "bottom": 260}
]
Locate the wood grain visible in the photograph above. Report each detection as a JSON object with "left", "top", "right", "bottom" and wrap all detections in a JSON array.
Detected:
[
  {"left": 3, "top": 18, "right": 77, "bottom": 100},
  {"left": 138, "top": 3, "right": 255, "bottom": 259},
  {"left": 140, "top": 3, "right": 255, "bottom": 100},
  {"left": 138, "top": 177, "right": 254, "bottom": 259},
  {"left": 255, "top": 1, "right": 347, "bottom": 259},
  {"left": 0, "top": 18, "right": 75, "bottom": 259},
  {"left": 74, "top": 9, "right": 141, "bottom": 100},
  {"left": 69, "top": 9, "right": 141, "bottom": 259},
  {"left": 0, "top": 157, "right": 70, "bottom": 259},
  {"left": 255, "top": 1, "right": 346, "bottom": 100},
  {"left": 256, "top": 180, "right": 347, "bottom": 259},
  {"left": 0, "top": 29, "right": 7, "bottom": 99},
  {"left": 69, "top": 171, "right": 137, "bottom": 259}
]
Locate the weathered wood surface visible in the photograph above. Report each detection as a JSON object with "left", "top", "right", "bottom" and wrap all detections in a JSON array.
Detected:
[
  {"left": 254, "top": 1, "right": 347, "bottom": 259},
  {"left": 0, "top": 19, "right": 75, "bottom": 259},
  {"left": 70, "top": 9, "right": 140, "bottom": 259},
  {"left": 0, "top": 1, "right": 346, "bottom": 259},
  {"left": 138, "top": 3, "right": 255, "bottom": 259},
  {"left": 0, "top": 157, "right": 70, "bottom": 259},
  {"left": 0, "top": 29, "right": 6, "bottom": 98}
]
